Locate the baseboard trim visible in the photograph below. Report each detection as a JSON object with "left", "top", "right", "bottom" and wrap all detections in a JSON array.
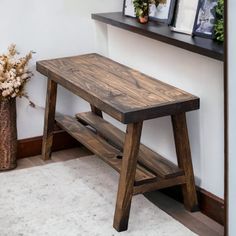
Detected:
[
  {"left": 197, "top": 187, "right": 224, "bottom": 225},
  {"left": 17, "top": 130, "right": 80, "bottom": 159},
  {"left": 160, "top": 186, "right": 224, "bottom": 226},
  {"left": 17, "top": 134, "right": 224, "bottom": 226}
]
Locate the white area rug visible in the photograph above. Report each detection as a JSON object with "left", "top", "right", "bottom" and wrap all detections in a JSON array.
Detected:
[{"left": 0, "top": 155, "right": 197, "bottom": 236}]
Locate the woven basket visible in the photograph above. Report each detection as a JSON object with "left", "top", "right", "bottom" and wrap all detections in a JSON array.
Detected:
[{"left": 0, "top": 99, "right": 17, "bottom": 171}]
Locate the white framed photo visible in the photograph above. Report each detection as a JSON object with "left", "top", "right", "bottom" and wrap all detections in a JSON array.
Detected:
[
  {"left": 123, "top": 0, "right": 135, "bottom": 18},
  {"left": 171, "top": 0, "right": 199, "bottom": 35}
]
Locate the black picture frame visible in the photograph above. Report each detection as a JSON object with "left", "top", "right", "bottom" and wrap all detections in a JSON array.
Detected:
[
  {"left": 149, "top": 0, "right": 177, "bottom": 24},
  {"left": 123, "top": 0, "right": 135, "bottom": 18},
  {"left": 193, "top": 0, "right": 218, "bottom": 39}
]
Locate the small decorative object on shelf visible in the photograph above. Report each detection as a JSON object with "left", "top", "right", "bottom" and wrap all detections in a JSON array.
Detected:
[
  {"left": 124, "top": 0, "right": 174, "bottom": 24},
  {"left": 133, "top": 0, "right": 149, "bottom": 23},
  {"left": 170, "top": 0, "right": 199, "bottom": 35},
  {"left": 0, "top": 45, "right": 33, "bottom": 171}
]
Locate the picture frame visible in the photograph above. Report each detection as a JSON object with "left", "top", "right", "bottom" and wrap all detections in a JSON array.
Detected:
[
  {"left": 171, "top": 0, "right": 199, "bottom": 35},
  {"left": 192, "top": 0, "right": 218, "bottom": 39},
  {"left": 149, "top": 0, "right": 177, "bottom": 24},
  {"left": 123, "top": 0, "right": 135, "bottom": 18},
  {"left": 123, "top": 0, "right": 177, "bottom": 24}
]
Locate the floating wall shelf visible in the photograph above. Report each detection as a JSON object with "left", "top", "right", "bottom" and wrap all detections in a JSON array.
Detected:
[{"left": 92, "top": 12, "right": 224, "bottom": 61}]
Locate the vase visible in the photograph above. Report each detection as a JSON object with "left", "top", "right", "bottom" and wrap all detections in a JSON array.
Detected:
[
  {"left": 0, "top": 98, "right": 17, "bottom": 171},
  {"left": 138, "top": 15, "right": 149, "bottom": 24}
]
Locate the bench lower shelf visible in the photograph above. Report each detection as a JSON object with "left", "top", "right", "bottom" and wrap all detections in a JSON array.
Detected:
[{"left": 55, "top": 113, "right": 186, "bottom": 192}]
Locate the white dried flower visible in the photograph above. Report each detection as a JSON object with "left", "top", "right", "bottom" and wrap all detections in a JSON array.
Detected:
[
  {"left": 11, "top": 92, "right": 17, "bottom": 98},
  {"left": 0, "top": 45, "right": 33, "bottom": 101},
  {"left": 2, "top": 90, "right": 9, "bottom": 97}
]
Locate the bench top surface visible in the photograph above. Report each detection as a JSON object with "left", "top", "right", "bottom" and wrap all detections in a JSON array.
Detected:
[{"left": 36, "top": 53, "right": 199, "bottom": 123}]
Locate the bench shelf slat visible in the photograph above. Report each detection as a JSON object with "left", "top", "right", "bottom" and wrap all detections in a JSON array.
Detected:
[
  {"left": 76, "top": 112, "right": 184, "bottom": 179},
  {"left": 55, "top": 114, "right": 156, "bottom": 186}
]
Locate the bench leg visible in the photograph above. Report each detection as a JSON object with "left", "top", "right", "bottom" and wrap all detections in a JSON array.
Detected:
[
  {"left": 42, "top": 78, "right": 58, "bottom": 161},
  {"left": 113, "top": 122, "right": 143, "bottom": 232},
  {"left": 90, "top": 105, "right": 103, "bottom": 118},
  {"left": 90, "top": 105, "right": 103, "bottom": 137},
  {"left": 171, "top": 113, "right": 199, "bottom": 212}
]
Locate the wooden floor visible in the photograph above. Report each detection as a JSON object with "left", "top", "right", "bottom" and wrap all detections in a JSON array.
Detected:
[{"left": 16, "top": 147, "right": 224, "bottom": 236}]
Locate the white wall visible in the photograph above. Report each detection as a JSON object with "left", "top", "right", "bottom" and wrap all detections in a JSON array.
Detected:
[
  {"left": 102, "top": 27, "right": 224, "bottom": 198},
  {"left": 0, "top": 1, "right": 224, "bottom": 199},
  {"left": 0, "top": 0, "right": 123, "bottom": 138},
  {"left": 228, "top": 0, "right": 236, "bottom": 235}
]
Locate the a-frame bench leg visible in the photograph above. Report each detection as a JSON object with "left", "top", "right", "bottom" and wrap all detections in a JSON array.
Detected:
[
  {"left": 42, "top": 78, "right": 58, "bottom": 161},
  {"left": 171, "top": 113, "right": 199, "bottom": 212},
  {"left": 90, "top": 105, "right": 103, "bottom": 118},
  {"left": 113, "top": 122, "right": 143, "bottom": 232},
  {"left": 90, "top": 105, "right": 103, "bottom": 137}
]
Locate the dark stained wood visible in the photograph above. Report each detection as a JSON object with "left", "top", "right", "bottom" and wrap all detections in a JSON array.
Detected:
[
  {"left": 198, "top": 188, "right": 225, "bottom": 226},
  {"left": 133, "top": 176, "right": 186, "bottom": 195},
  {"left": 224, "top": 1, "right": 228, "bottom": 235},
  {"left": 90, "top": 105, "right": 103, "bottom": 137},
  {"left": 17, "top": 130, "right": 80, "bottom": 159},
  {"left": 92, "top": 12, "right": 224, "bottom": 61},
  {"left": 36, "top": 53, "right": 199, "bottom": 124},
  {"left": 76, "top": 111, "right": 184, "bottom": 179},
  {"left": 37, "top": 54, "right": 200, "bottom": 232},
  {"left": 55, "top": 114, "right": 156, "bottom": 185},
  {"left": 42, "top": 78, "right": 58, "bottom": 161},
  {"left": 56, "top": 114, "right": 121, "bottom": 165},
  {"left": 90, "top": 105, "right": 103, "bottom": 117},
  {"left": 113, "top": 122, "right": 143, "bottom": 232},
  {"left": 171, "top": 113, "right": 199, "bottom": 212}
]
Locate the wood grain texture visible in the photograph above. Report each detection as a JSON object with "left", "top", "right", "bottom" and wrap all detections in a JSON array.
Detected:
[
  {"left": 113, "top": 122, "right": 143, "bottom": 232},
  {"left": 37, "top": 54, "right": 200, "bottom": 232},
  {"left": 90, "top": 105, "right": 103, "bottom": 137},
  {"left": 90, "top": 105, "right": 103, "bottom": 118},
  {"left": 171, "top": 113, "right": 199, "bottom": 212},
  {"left": 133, "top": 176, "right": 186, "bottom": 195},
  {"left": 42, "top": 79, "right": 58, "bottom": 161},
  {"left": 76, "top": 111, "right": 184, "bottom": 179},
  {"left": 55, "top": 114, "right": 156, "bottom": 185},
  {"left": 36, "top": 53, "right": 199, "bottom": 124}
]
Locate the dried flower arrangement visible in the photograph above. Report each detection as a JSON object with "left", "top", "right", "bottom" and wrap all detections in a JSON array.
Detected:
[{"left": 0, "top": 44, "right": 33, "bottom": 102}]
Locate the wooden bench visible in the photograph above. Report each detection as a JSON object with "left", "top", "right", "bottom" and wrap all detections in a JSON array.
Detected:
[{"left": 36, "top": 53, "right": 200, "bottom": 232}]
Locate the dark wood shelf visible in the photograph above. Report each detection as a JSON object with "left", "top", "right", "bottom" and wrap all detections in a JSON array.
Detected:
[{"left": 92, "top": 12, "right": 224, "bottom": 61}]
